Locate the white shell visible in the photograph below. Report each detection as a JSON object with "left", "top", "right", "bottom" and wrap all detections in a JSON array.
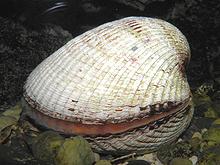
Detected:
[
  {"left": 23, "top": 17, "right": 194, "bottom": 154},
  {"left": 24, "top": 17, "right": 191, "bottom": 124}
]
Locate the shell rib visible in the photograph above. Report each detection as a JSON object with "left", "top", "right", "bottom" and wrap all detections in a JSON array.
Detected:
[{"left": 23, "top": 16, "right": 193, "bottom": 154}]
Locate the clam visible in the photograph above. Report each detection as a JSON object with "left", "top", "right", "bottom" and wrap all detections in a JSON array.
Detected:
[{"left": 23, "top": 17, "right": 194, "bottom": 154}]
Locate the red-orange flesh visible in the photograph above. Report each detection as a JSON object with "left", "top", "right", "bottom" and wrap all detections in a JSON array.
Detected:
[{"left": 27, "top": 101, "right": 190, "bottom": 136}]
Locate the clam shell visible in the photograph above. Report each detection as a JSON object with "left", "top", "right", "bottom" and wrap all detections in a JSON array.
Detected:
[{"left": 23, "top": 16, "right": 193, "bottom": 154}]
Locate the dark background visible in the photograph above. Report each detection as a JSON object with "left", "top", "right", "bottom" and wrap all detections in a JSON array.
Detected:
[{"left": 0, "top": 0, "right": 220, "bottom": 110}]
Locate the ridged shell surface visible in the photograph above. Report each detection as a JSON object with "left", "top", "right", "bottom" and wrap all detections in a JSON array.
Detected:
[{"left": 24, "top": 17, "right": 191, "bottom": 125}]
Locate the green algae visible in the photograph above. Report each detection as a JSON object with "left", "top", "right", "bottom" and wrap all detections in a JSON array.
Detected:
[
  {"left": 55, "top": 136, "right": 95, "bottom": 165},
  {"left": 169, "top": 158, "right": 192, "bottom": 165},
  {"left": 31, "top": 131, "right": 64, "bottom": 162}
]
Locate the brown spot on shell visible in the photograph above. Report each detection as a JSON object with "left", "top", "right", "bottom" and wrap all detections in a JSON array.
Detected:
[
  {"left": 68, "top": 108, "right": 75, "bottom": 112},
  {"left": 115, "top": 109, "right": 123, "bottom": 112}
]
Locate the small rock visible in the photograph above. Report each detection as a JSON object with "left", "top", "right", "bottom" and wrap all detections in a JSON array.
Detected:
[
  {"left": 169, "top": 158, "right": 192, "bottom": 165},
  {"left": 192, "top": 132, "right": 202, "bottom": 140},
  {"left": 31, "top": 131, "right": 64, "bottom": 162},
  {"left": 95, "top": 160, "right": 112, "bottom": 165},
  {"left": 189, "top": 137, "right": 201, "bottom": 152},
  {"left": 201, "top": 128, "right": 208, "bottom": 135},
  {"left": 189, "top": 156, "right": 198, "bottom": 165},
  {"left": 178, "top": 138, "right": 183, "bottom": 142},
  {"left": 94, "top": 152, "right": 101, "bottom": 162},
  {"left": 55, "top": 136, "right": 95, "bottom": 165},
  {"left": 136, "top": 152, "right": 163, "bottom": 165}
]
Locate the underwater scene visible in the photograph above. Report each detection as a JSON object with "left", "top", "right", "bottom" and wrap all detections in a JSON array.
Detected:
[{"left": 0, "top": 0, "right": 220, "bottom": 165}]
